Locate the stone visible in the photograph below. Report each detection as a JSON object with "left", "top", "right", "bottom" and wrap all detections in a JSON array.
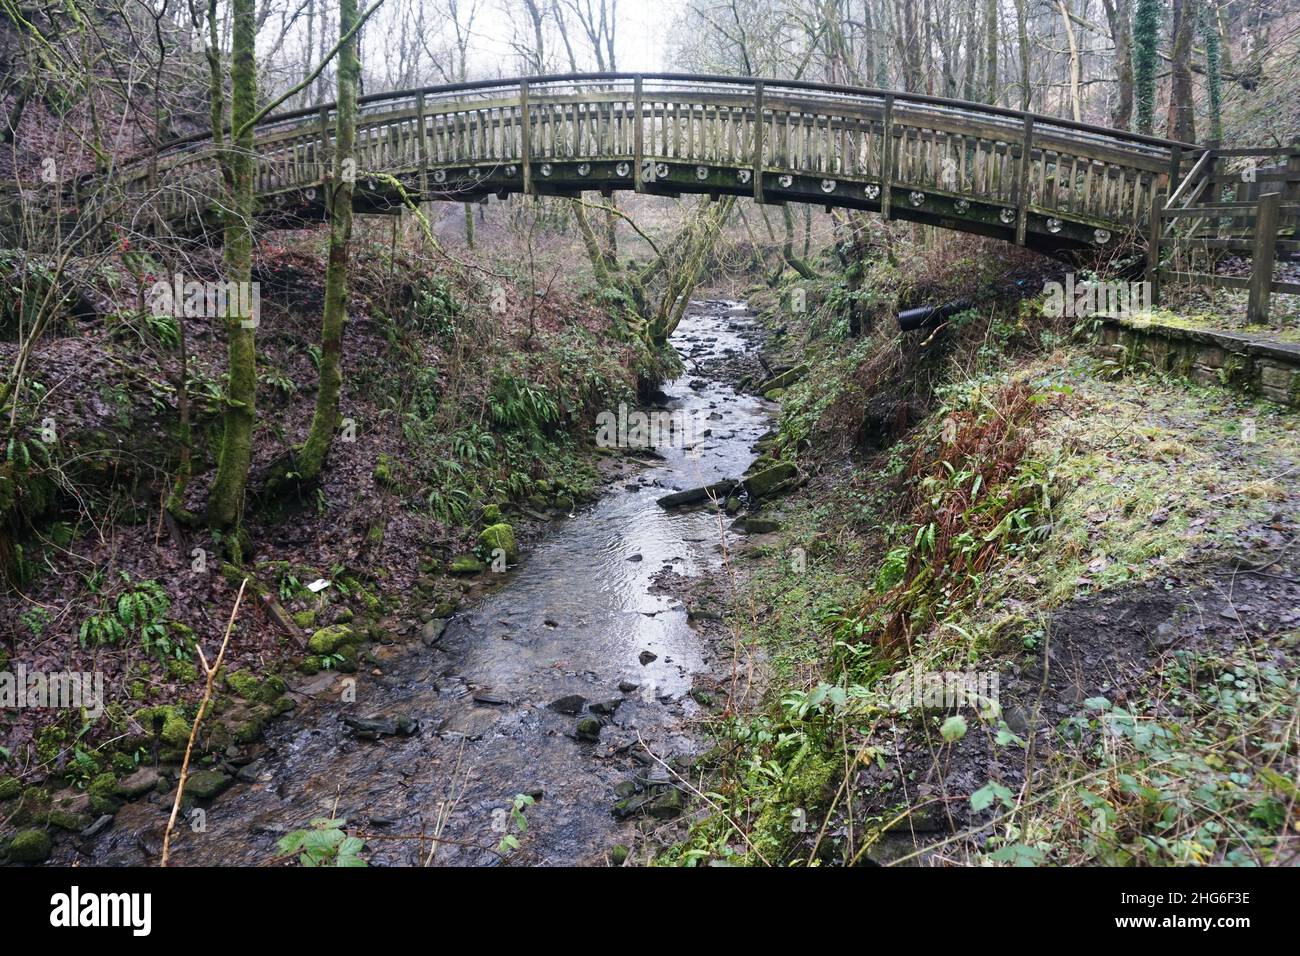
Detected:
[
  {"left": 589, "top": 698, "right": 623, "bottom": 715},
  {"left": 610, "top": 844, "right": 630, "bottom": 865},
  {"left": 8, "top": 828, "right": 52, "bottom": 863},
  {"left": 657, "top": 479, "right": 738, "bottom": 508},
  {"left": 735, "top": 517, "right": 781, "bottom": 534},
  {"left": 548, "top": 694, "right": 587, "bottom": 714},
  {"left": 236, "top": 759, "right": 266, "bottom": 783},
  {"left": 308, "top": 624, "right": 355, "bottom": 656},
  {"left": 342, "top": 715, "right": 420, "bottom": 739},
  {"left": 421, "top": 619, "right": 448, "bottom": 647},
  {"left": 477, "top": 523, "right": 519, "bottom": 562},
  {"left": 743, "top": 462, "right": 797, "bottom": 498},
  {"left": 184, "top": 769, "right": 232, "bottom": 800},
  {"left": 87, "top": 773, "right": 122, "bottom": 815},
  {"left": 114, "top": 767, "right": 160, "bottom": 799},
  {"left": 81, "top": 815, "right": 114, "bottom": 838},
  {"left": 0, "top": 775, "right": 20, "bottom": 801},
  {"left": 646, "top": 787, "right": 685, "bottom": 819},
  {"left": 639, "top": 651, "right": 658, "bottom": 665},
  {"left": 618, "top": 681, "right": 639, "bottom": 693},
  {"left": 575, "top": 717, "right": 602, "bottom": 741}
]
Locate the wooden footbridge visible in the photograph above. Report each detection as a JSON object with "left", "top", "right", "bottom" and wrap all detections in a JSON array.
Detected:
[{"left": 45, "top": 73, "right": 1300, "bottom": 313}]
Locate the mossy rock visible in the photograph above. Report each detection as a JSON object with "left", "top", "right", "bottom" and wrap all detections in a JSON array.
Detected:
[
  {"left": 7, "top": 828, "right": 52, "bottom": 863},
  {"left": 292, "top": 609, "right": 318, "bottom": 630},
  {"left": 481, "top": 503, "right": 503, "bottom": 525},
  {"left": 224, "top": 669, "right": 284, "bottom": 704},
  {"left": 308, "top": 624, "right": 355, "bottom": 656},
  {"left": 762, "top": 387, "right": 787, "bottom": 401},
  {"left": 46, "top": 810, "right": 92, "bottom": 832},
  {"left": 133, "top": 705, "right": 191, "bottom": 749},
  {"left": 0, "top": 775, "right": 21, "bottom": 801},
  {"left": 477, "top": 523, "right": 518, "bottom": 562},
  {"left": 87, "top": 773, "right": 122, "bottom": 816},
  {"left": 448, "top": 554, "right": 486, "bottom": 575},
  {"left": 743, "top": 461, "right": 798, "bottom": 498},
  {"left": 184, "top": 768, "right": 232, "bottom": 800}
]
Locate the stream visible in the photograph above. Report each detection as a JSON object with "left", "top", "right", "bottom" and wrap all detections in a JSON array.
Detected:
[{"left": 77, "top": 299, "right": 770, "bottom": 866}]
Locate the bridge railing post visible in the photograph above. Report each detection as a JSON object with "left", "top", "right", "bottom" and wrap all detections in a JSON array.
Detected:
[
  {"left": 880, "top": 94, "right": 893, "bottom": 220},
  {"left": 1247, "top": 191, "right": 1281, "bottom": 327},
  {"left": 752, "top": 81, "right": 765, "bottom": 203},
  {"left": 633, "top": 74, "right": 644, "bottom": 194},
  {"left": 1284, "top": 137, "right": 1300, "bottom": 236},
  {"left": 1146, "top": 186, "right": 1165, "bottom": 306},
  {"left": 519, "top": 80, "right": 533, "bottom": 197},
  {"left": 1166, "top": 144, "right": 1184, "bottom": 199},
  {"left": 415, "top": 91, "right": 429, "bottom": 196},
  {"left": 1014, "top": 115, "right": 1034, "bottom": 245}
]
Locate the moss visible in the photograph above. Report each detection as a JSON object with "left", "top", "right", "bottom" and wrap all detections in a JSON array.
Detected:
[
  {"left": 477, "top": 523, "right": 518, "bottom": 561},
  {"left": 7, "top": 828, "right": 52, "bottom": 863},
  {"left": 46, "top": 810, "right": 91, "bottom": 832},
  {"left": 87, "top": 772, "right": 121, "bottom": 816},
  {"left": 224, "top": 669, "right": 262, "bottom": 701},
  {"left": 481, "top": 503, "right": 503, "bottom": 524},
  {"left": 35, "top": 725, "right": 68, "bottom": 765},
  {"left": 292, "top": 608, "right": 318, "bottom": 630},
  {"left": 0, "top": 775, "right": 21, "bottom": 800},
  {"left": 166, "top": 658, "right": 198, "bottom": 683},
  {"left": 448, "top": 554, "right": 485, "bottom": 575},
  {"left": 308, "top": 624, "right": 355, "bottom": 655},
  {"left": 133, "top": 705, "right": 191, "bottom": 748},
  {"left": 373, "top": 453, "right": 397, "bottom": 488}
]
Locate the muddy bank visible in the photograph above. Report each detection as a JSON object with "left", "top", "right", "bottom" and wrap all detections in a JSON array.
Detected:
[{"left": 40, "top": 299, "right": 771, "bottom": 867}]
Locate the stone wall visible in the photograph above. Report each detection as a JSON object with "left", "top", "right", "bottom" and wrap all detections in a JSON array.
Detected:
[{"left": 1094, "top": 315, "right": 1300, "bottom": 408}]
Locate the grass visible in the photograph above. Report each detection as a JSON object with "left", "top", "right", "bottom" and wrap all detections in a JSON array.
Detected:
[{"left": 662, "top": 293, "right": 1300, "bottom": 866}]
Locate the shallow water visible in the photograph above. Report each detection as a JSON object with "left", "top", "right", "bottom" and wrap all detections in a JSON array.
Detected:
[{"left": 81, "top": 300, "right": 769, "bottom": 866}]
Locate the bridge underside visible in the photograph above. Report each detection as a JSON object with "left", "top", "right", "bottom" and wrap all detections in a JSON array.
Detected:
[{"left": 238, "top": 158, "right": 1126, "bottom": 260}]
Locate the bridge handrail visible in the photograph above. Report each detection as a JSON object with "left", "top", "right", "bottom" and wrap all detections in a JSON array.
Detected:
[{"left": 115, "top": 71, "right": 1199, "bottom": 175}]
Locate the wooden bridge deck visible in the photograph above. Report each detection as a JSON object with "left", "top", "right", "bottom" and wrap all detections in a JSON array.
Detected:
[{"left": 81, "top": 73, "right": 1203, "bottom": 256}]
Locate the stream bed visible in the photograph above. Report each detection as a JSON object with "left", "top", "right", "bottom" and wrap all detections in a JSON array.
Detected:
[{"left": 77, "top": 299, "right": 770, "bottom": 866}]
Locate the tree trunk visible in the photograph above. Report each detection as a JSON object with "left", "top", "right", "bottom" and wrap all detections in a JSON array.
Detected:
[
  {"left": 206, "top": 0, "right": 258, "bottom": 531},
  {"left": 1102, "top": 0, "right": 1134, "bottom": 129},
  {"left": 1166, "top": 0, "right": 1197, "bottom": 143},
  {"left": 1133, "top": 0, "right": 1160, "bottom": 135},
  {"left": 297, "top": 0, "right": 359, "bottom": 483},
  {"left": 984, "top": 0, "right": 998, "bottom": 104}
]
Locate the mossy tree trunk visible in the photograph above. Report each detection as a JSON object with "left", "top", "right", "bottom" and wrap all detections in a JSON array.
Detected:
[
  {"left": 206, "top": 0, "right": 258, "bottom": 530},
  {"left": 297, "top": 0, "right": 359, "bottom": 482},
  {"left": 1133, "top": 0, "right": 1160, "bottom": 136}
]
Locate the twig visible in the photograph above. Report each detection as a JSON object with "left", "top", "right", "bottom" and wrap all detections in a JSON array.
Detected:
[{"left": 160, "top": 577, "right": 248, "bottom": 866}]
